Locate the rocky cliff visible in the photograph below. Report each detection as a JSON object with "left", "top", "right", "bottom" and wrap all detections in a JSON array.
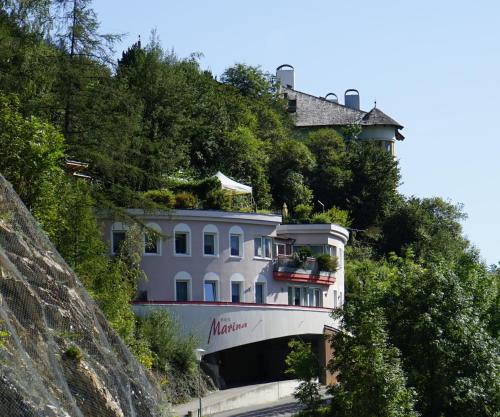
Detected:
[{"left": 0, "top": 175, "right": 167, "bottom": 417}]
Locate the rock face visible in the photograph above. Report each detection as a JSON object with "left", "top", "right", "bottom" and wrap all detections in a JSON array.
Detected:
[{"left": 0, "top": 176, "right": 167, "bottom": 417}]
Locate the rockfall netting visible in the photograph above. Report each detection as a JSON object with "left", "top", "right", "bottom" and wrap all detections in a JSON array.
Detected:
[{"left": 0, "top": 175, "right": 168, "bottom": 417}]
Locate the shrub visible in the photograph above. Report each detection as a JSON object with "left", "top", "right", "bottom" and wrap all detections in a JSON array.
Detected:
[
  {"left": 64, "top": 345, "right": 83, "bottom": 361},
  {"left": 174, "top": 192, "right": 198, "bottom": 209},
  {"left": 310, "top": 206, "right": 351, "bottom": 226},
  {"left": 315, "top": 254, "right": 338, "bottom": 272},
  {"left": 143, "top": 189, "right": 175, "bottom": 208},
  {"left": 294, "top": 246, "right": 313, "bottom": 266},
  {"left": 294, "top": 204, "right": 313, "bottom": 223},
  {"left": 310, "top": 212, "right": 330, "bottom": 224},
  {"left": 204, "top": 189, "right": 232, "bottom": 210}
]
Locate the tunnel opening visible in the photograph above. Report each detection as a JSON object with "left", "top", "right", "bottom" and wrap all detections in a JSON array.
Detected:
[{"left": 202, "top": 334, "right": 324, "bottom": 389}]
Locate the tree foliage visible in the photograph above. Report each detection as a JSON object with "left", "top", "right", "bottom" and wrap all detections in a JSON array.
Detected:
[{"left": 285, "top": 339, "right": 323, "bottom": 412}]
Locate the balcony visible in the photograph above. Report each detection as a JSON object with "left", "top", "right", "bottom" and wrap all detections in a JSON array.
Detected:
[{"left": 272, "top": 255, "right": 336, "bottom": 285}]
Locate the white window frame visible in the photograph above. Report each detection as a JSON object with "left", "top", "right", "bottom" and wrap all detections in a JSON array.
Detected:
[
  {"left": 202, "top": 224, "right": 219, "bottom": 257},
  {"left": 173, "top": 223, "right": 191, "bottom": 257},
  {"left": 288, "top": 284, "right": 323, "bottom": 307},
  {"left": 254, "top": 274, "right": 267, "bottom": 304},
  {"left": 254, "top": 236, "right": 273, "bottom": 259},
  {"left": 230, "top": 273, "right": 245, "bottom": 303},
  {"left": 144, "top": 222, "right": 162, "bottom": 256},
  {"left": 111, "top": 222, "right": 129, "bottom": 255},
  {"left": 174, "top": 271, "right": 192, "bottom": 301},
  {"left": 228, "top": 226, "right": 244, "bottom": 259},
  {"left": 203, "top": 272, "right": 220, "bottom": 302}
]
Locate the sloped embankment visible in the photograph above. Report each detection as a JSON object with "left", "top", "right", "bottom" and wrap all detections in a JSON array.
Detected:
[{"left": 0, "top": 175, "right": 167, "bottom": 417}]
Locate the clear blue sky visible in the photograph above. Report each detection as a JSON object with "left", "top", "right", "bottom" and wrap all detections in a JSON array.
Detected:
[{"left": 93, "top": 0, "right": 499, "bottom": 265}]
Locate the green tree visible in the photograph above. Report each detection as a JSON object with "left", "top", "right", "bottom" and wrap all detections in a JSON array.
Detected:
[
  {"left": 220, "top": 63, "right": 277, "bottom": 98},
  {"left": 344, "top": 141, "right": 401, "bottom": 229},
  {"left": 380, "top": 196, "right": 468, "bottom": 262},
  {"left": 330, "top": 259, "right": 419, "bottom": 417},
  {"left": 306, "top": 128, "right": 351, "bottom": 210},
  {"left": 0, "top": 93, "right": 64, "bottom": 209},
  {"left": 285, "top": 339, "right": 323, "bottom": 412},
  {"left": 382, "top": 256, "right": 500, "bottom": 417},
  {"left": 269, "top": 139, "right": 315, "bottom": 208},
  {"left": 329, "top": 310, "right": 418, "bottom": 417}
]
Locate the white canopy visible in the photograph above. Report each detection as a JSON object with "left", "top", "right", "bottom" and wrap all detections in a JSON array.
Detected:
[{"left": 214, "top": 171, "right": 252, "bottom": 195}]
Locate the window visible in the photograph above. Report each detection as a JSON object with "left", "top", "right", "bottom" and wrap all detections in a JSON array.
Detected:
[
  {"left": 307, "top": 288, "right": 321, "bottom": 307},
  {"left": 203, "top": 272, "right": 219, "bottom": 302},
  {"left": 277, "top": 243, "right": 292, "bottom": 256},
  {"left": 204, "top": 233, "right": 216, "bottom": 255},
  {"left": 111, "top": 222, "right": 129, "bottom": 255},
  {"left": 333, "top": 290, "right": 338, "bottom": 308},
  {"left": 204, "top": 281, "right": 217, "bottom": 302},
  {"left": 230, "top": 234, "right": 241, "bottom": 257},
  {"left": 174, "top": 271, "right": 191, "bottom": 301},
  {"left": 292, "top": 245, "right": 325, "bottom": 255},
  {"left": 255, "top": 283, "right": 264, "bottom": 304},
  {"left": 202, "top": 224, "right": 219, "bottom": 256},
  {"left": 173, "top": 224, "right": 191, "bottom": 256},
  {"left": 144, "top": 223, "right": 161, "bottom": 255},
  {"left": 229, "top": 226, "right": 244, "bottom": 258},
  {"left": 112, "top": 231, "right": 126, "bottom": 254},
  {"left": 230, "top": 273, "right": 244, "bottom": 303},
  {"left": 176, "top": 281, "right": 189, "bottom": 301},
  {"left": 175, "top": 232, "right": 189, "bottom": 254},
  {"left": 287, "top": 99, "right": 297, "bottom": 113},
  {"left": 288, "top": 285, "right": 322, "bottom": 307},
  {"left": 254, "top": 237, "right": 272, "bottom": 258},
  {"left": 231, "top": 282, "right": 241, "bottom": 303}
]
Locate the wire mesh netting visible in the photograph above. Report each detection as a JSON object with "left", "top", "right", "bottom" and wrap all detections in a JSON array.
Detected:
[{"left": 0, "top": 175, "right": 168, "bottom": 416}]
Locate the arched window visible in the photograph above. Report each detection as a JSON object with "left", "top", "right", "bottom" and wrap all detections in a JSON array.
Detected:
[
  {"left": 254, "top": 274, "right": 267, "bottom": 304},
  {"left": 174, "top": 271, "right": 192, "bottom": 301},
  {"left": 111, "top": 222, "right": 129, "bottom": 254},
  {"left": 228, "top": 226, "right": 244, "bottom": 258},
  {"left": 202, "top": 224, "right": 219, "bottom": 256},
  {"left": 173, "top": 223, "right": 191, "bottom": 256},
  {"left": 230, "top": 273, "right": 245, "bottom": 303},
  {"left": 203, "top": 272, "right": 220, "bottom": 302},
  {"left": 144, "top": 222, "right": 162, "bottom": 256}
]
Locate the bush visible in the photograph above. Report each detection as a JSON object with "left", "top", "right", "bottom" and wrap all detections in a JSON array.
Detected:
[
  {"left": 64, "top": 345, "right": 83, "bottom": 362},
  {"left": 310, "top": 212, "right": 330, "bottom": 224},
  {"left": 174, "top": 192, "right": 198, "bottom": 209},
  {"left": 143, "top": 189, "right": 175, "bottom": 208},
  {"left": 315, "top": 254, "right": 338, "bottom": 272},
  {"left": 294, "top": 203, "right": 313, "bottom": 223},
  {"left": 204, "top": 189, "right": 232, "bottom": 210},
  {"left": 294, "top": 247, "right": 313, "bottom": 266},
  {"left": 310, "top": 206, "right": 351, "bottom": 226}
]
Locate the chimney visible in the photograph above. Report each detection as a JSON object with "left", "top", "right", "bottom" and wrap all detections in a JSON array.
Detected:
[
  {"left": 276, "top": 64, "right": 295, "bottom": 89},
  {"left": 325, "top": 93, "right": 338, "bottom": 103},
  {"left": 344, "top": 89, "right": 360, "bottom": 109}
]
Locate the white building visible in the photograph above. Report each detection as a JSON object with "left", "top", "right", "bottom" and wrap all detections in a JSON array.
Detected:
[
  {"left": 276, "top": 64, "right": 405, "bottom": 155},
  {"left": 103, "top": 209, "right": 349, "bottom": 386}
]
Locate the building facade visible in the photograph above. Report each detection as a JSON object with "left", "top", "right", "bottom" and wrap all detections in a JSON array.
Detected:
[
  {"left": 276, "top": 64, "right": 405, "bottom": 155},
  {"left": 103, "top": 209, "right": 349, "bottom": 386}
]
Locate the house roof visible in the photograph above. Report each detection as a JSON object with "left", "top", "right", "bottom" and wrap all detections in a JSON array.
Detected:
[
  {"left": 285, "top": 88, "right": 366, "bottom": 127},
  {"left": 360, "top": 107, "right": 403, "bottom": 128},
  {"left": 284, "top": 87, "right": 403, "bottom": 131}
]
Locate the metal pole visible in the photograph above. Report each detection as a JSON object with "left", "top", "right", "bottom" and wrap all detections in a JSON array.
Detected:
[{"left": 198, "top": 361, "right": 202, "bottom": 417}]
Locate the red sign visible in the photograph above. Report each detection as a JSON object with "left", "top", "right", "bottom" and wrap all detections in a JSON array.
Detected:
[{"left": 207, "top": 318, "right": 248, "bottom": 344}]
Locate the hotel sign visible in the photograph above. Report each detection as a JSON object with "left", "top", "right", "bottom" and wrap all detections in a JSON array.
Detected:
[{"left": 133, "top": 303, "right": 338, "bottom": 354}]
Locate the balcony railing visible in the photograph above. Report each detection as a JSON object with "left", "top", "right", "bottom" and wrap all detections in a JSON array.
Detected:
[{"left": 272, "top": 255, "right": 336, "bottom": 285}]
